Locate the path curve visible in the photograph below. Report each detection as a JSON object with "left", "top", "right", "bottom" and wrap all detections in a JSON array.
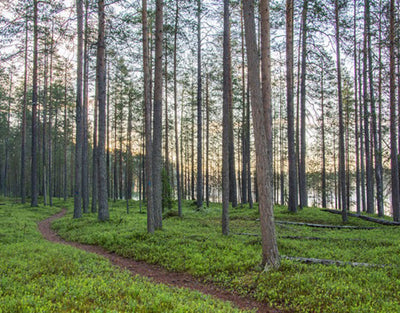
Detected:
[{"left": 38, "top": 209, "right": 279, "bottom": 313}]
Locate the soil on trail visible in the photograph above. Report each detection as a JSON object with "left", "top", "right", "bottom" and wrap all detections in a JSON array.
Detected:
[{"left": 38, "top": 209, "right": 280, "bottom": 313}]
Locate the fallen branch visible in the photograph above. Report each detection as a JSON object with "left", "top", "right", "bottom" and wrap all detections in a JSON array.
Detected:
[
  {"left": 276, "top": 221, "right": 378, "bottom": 229},
  {"left": 283, "top": 256, "right": 386, "bottom": 268},
  {"left": 233, "top": 233, "right": 362, "bottom": 242},
  {"left": 322, "top": 209, "right": 400, "bottom": 226}
]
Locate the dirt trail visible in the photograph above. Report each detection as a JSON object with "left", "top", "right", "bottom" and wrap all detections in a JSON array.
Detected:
[{"left": 38, "top": 209, "right": 279, "bottom": 313}]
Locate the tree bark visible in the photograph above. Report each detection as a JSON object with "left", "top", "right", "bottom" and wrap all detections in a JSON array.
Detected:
[
  {"left": 97, "top": 0, "right": 109, "bottom": 221},
  {"left": 389, "top": 0, "right": 400, "bottom": 221},
  {"left": 21, "top": 17, "right": 28, "bottom": 204},
  {"left": 143, "top": 0, "right": 154, "bottom": 232},
  {"left": 365, "top": 0, "right": 384, "bottom": 217},
  {"left": 243, "top": 0, "right": 280, "bottom": 268},
  {"left": 152, "top": 0, "right": 163, "bottom": 229},
  {"left": 91, "top": 71, "right": 98, "bottom": 213},
  {"left": 31, "top": 0, "right": 39, "bottom": 207},
  {"left": 222, "top": 0, "right": 231, "bottom": 236},
  {"left": 335, "top": 0, "right": 347, "bottom": 222},
  {"left": 299, "top": 0, "right": 308, "bottom": 208},
  {"left": 82, "top": 0, "right": 90, "bottom": 213},
  {"left": 354, "top": 0, "right": 360, "bottom": 214},
  {"left": 286, "top": 0, "right": 297, "bottom": 212},
  {"left": 363, "top": 1, "right": 374, "bottom": 215},
  {"left": 74, "top": 0, "right": 84, "bottom": 218},
  {"left": 196, "top": 0, "right": 203, "bottom": 208},
  {"left": 173, "top": 0, "right": 182, "bottom": 216},
  {"left": 321, "top": 58, "right": 326, "bottom": 208},
  {"left": 240, "top": 4, "right": 248, "bottom": 205}
]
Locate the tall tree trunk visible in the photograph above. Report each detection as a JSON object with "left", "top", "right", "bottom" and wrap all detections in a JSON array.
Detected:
[
  {"left": 222, "top": 0, "right": 231, "bottom": 236},
  {"left": 152, "top": 0, "right": 163, "bottom": 229},
  {"left": 143, "top": 0, "right": 154, "bottom": 232},
  {"left": 48, "top": 24, "right": 54, "bottom": 207},
  {"left": 196, "top": 0, "right": 203, "bottom": 208},
  {"left": 365, "top": 0, "right": 383, "bottom": 217},
  {"left": 299, "top": 0, "right": 308, "bottom": 208},
  {"left": 106, "top": 65, "right": 110, "bottom": 200},
  {"left": 243, "top": 0, "right": 280, "bottom": 268},
  {"left": 247, "top": 77, "right": 253, "bottom": 208},
  {"left": 321, "top": 58, "right": 326, "bottom": 208},
  {"left": 82, "top": 0, "right": 90, "bottom": 213},
  {"left": 358, "top": 55, "right": 366, "bottom": 212},
  {"left": 97, "top": 0, "right": 109, "bottom": 221},
  {"left": 126, "top": 92, "right": 133, "bottom": 213},
  {"left": 354, "top": 0, "right": 360, "bottom": 214},
  {"left": 91, "top": 72, "right": 98, "bottom": 213},
  {"left": 286, "top": 0, "right": 297, "bottom": 212},
  {"left": 240, "top": 4, "right": 248, "bottom": 205},
  {"left": 4, "top": 71, "right": 12, "bottom": 196},
  {"left": 74, "top": 0, "right": 84, "bottom": 218},
  {"left": 191, "top": 85, "right": 195, "bottom": 200},
  {"left": 335, "top": 0, "right": 347, "bottom": 222},
  {"left": 259, "top": 0, "right": 280, "bottom": 268},
  {"left": 31, "top": 0, "right": 39, "bottom": 207},
  {"left": 173, "top": 0, "right": 182, "bottom": 216},
  {"left": 63, "top": 63, "right": 68, "bottom": 201},
  {"left": 43, "top": 49, "right": 48, "bottom": 206},
  {"left": 21, "top": 17, "right": 28, "bottom": 204},
  {"left": 363, "top": 2, "right": 374, "bottom": 214},
  {"left": 389, "top": 0, "right": 399, "bottom": 221},
  {"left": 164, "top": 38, "right": 169, "bottom": 186},
  {"left": 205, "top": 73, "right": 210, "bottom": 207}
]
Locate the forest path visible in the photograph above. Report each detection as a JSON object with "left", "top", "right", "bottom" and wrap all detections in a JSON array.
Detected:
[{"left": 38, "top": 209, "right": 279, "bottom": 313}]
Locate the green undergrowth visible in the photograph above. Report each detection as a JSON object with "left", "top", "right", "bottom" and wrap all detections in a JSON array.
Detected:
[
  {"left": 0, "top": 199, "right": 248, "bottom": 313},
  {"left": 53, "top": 199, "right": 400, "bottom": 312}
]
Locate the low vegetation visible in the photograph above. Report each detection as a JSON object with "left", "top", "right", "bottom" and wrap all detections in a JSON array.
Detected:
[
  {"left": 52, "top": 200, "right": 400, "bottom": 313},
  {"left": 0, "top": 199, "right": 248, "bottom": 313}
]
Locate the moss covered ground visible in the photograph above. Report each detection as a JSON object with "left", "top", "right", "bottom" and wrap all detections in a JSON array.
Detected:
[
  {"left": 52, "top": 200, "right": 400, "bottom": 313},
  {"left": 0, "top": 198, "right": 247, "bottom": 313}
]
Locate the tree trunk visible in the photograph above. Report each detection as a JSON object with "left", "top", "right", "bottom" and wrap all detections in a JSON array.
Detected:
[
  {"left": 299, "top": 0, "right": 308, "bottom": 208},
  {"left": 48, "top": 24, "right": 54, "bottom": 207},
  {"left": 63, "top": 63, "right": 68, "bottom": 201},
  {"left": 321, "top": 58, "right": 326, "bottom": 208},
  {"left": 363, "top": 1, "right": 374, "bottom": 214},
  {"left": 143, "top": 0, "right": 154, "bottom": 232},
  {"left": 82, "top": 0, "right": 90, "bottom": 213},
  {"left": 354, "top": 0, "right": 360, "bottom": 214},
  {"left": 74, "top": 0, "right": 84, "bottom": 218},
  {"left": 335, "top": 0, "right": 347, "bottom": 222},
  {"left": 243, "top": 0, "right": 280, "bottom": 268},
  {"left": 240, "top": 4, "right": 248, "bottom": 205},
  {"left": 389, "top": 0, "right": 400, "bottom": 221},
  {"left": 196, "top": 0, "right": 203, "bottom": 208},
  {"left": 286, "top": 0, "right": 297, "bottom": 212},
  {"left": 21, "top": 17, "right": 28, "bottom": 204},
  {"left": 97, "top": 0, "right": 109, "bottom": 221},
  {"left": 365, "top": 0, "right": 383, "bottom": 217},
  {"left": 205, "top": 73, "right": 210, "bottom": 207},
  {"left": 91, "top": 72, "right": 98, "bottom": 213},
  {"left": 152, "top": 0, "right": 163, "bottom": 229},
  {"left": 173, "top": 0, "right": 182, "bottom": 216},
  {"left": 126, "top": 91, "right": 133, "bottom": 213},
  {"left": 31, "top": 0, "right": 39, "bottom": 207},
  {"left": 222, "top": 0, "right": 231, "bottom": 236}
]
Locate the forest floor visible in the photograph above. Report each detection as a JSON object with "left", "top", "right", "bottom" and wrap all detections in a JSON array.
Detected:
[
  {"left": 51, "top": 200, "right": 400, "bottom": 312},
  {"left": 38, "top": 208, "right": 276, "bottom": 313}
]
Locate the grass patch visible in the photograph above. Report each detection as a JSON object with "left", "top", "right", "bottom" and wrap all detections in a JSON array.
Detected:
[
  {"left": 53, "top": 199, "right": 400, "bottom": 312},
  {"left": 0, "top": 199, "right": 248, "bottom": 313}
]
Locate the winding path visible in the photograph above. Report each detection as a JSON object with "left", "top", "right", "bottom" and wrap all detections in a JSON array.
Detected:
[{"left": 38, "top": 209, "right": 279, "bottom": 313}]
